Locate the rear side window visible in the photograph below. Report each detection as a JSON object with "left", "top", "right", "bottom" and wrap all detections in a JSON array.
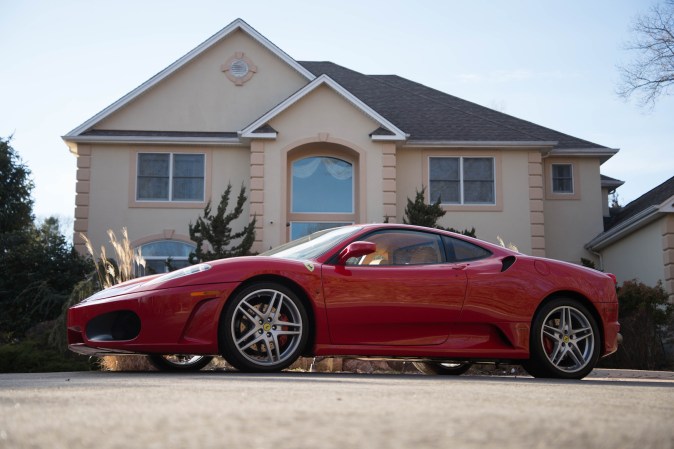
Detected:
[{"left": 443, "top": 236, "right": 491, "bottom": 262}]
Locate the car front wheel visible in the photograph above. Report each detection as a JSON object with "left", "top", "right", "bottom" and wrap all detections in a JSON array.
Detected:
[
  {"left": 220, "top": 282, "right": 309, "bottom": 372},
  {"left": 147, "top": 354, "right": 214, "bottom": 371},
  {"left": 523, "top": 299, "right": 600, "bottom": 379}
]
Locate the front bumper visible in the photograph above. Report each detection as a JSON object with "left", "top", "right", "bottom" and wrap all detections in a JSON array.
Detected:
[{"left": 67, "top": 283, "right": 236, "bottom": 357}]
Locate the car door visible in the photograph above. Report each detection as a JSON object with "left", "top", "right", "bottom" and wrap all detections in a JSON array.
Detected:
[{"left": 321, "top": 229, "right": 468, "bottom": 346}]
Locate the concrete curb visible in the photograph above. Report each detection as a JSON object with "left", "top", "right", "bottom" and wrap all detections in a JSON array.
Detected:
[{"left": 588, "top": 368, "right": 674, "bottom": 380}]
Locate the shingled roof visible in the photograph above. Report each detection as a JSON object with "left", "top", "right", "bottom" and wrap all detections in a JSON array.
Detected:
[
  {"left": 299, "top": 61, "right": 609, "bottom": 150},
  {"left": 606, "top": 175, "right": 674, "bottom": 231}
]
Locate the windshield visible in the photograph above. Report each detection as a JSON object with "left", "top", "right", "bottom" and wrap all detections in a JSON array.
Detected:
[{"left": 261, "top": 226, "right": 362, "bottom": 260}]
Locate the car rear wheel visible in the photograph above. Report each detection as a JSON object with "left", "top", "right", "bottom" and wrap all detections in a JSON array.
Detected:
[
  {"left": 523, "top": 298, "right": 600, "bottom": 379},
  {"left": 147, "top": 354, "right": 214, "bottom": 371},
  {"left": 413, "top": 361, "right": 472, "bottom": 376},
  {"left": 220, "top": 282, "right": 309, "bottom": 372}
]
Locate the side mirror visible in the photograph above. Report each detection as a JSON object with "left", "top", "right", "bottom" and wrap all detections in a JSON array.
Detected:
[{"left": 338, "top": 241, "right": 376, "bottom": 265}]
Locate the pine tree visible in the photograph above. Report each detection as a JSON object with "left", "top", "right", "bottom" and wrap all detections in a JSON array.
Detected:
[
  {"left": 403, "top": 186, "right": 445, "bottom": 228},
  {"left": 402, "top": 186, "right": 476, "bottom": 237},
  {"left": 188, "top": 183, "right": 256, "bottom": 263}
]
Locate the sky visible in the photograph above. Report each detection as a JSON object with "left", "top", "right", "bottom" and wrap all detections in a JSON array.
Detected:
[{"left": 1, "top": 0, "right": 673, "bottom": 227}]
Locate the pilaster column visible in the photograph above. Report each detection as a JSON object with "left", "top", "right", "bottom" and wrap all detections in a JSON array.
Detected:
[
  {"left": 663, "top": 215, "right": 674, "bottom": 303},
  {"left": 74, "top": 145, "right": 91, "bottom": 255},
  {"left": 528, "top": 151, "right": 545, "bottom": 257},
  {"left": 250, "top": 141, "right": 265, "bottom": 253},
  {"left": 382, "top": 143, "right": 397, "bottom": 223}
]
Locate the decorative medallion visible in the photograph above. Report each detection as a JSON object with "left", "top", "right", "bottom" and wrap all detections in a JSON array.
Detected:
[{"left": 221, "top": 52, "right": 257, "bottom": 86}]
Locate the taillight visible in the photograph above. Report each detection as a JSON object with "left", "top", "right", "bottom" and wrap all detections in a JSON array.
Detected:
[{"left": 607, "top": 273, "right": 617, "bottom": 285}]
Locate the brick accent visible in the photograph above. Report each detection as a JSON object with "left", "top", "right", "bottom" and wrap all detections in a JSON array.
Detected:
[
  {"left": 528, "top": 151, "right": 545, "bottom": 256},
  {"left": 381, "top": 143, "right": 397, "bottom": 223},
  {"left": 250, "top": 141, "right": 265, "bottom": 253},
  {"left": 663, "top": 215, "right": 674, "bottom": 303},
  {"left": 73, "top": 145, "right": 91, "bottom": 254}
]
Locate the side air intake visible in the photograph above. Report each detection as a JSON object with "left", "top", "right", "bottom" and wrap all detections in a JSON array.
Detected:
[{"left": 501, "top": 256, "right": 517, "bottom": 272}]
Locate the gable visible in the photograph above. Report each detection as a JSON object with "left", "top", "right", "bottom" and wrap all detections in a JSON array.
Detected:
[
  {"left": 241, "top": 74, "right": 406, "bottom": 142},
  {"left": 68, "top": 20, "right": 314, "bottom": 136},
  {"left": 95, "top": 30, "right": 309, "bottom": 133},
  {"left": 266, "top": 83, "right": 384, "bottom": 148}
]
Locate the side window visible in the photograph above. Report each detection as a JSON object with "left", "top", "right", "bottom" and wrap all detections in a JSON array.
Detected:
[
  {"left": 137, "top": 153, "right": 205, "bottom": 202},
  {"left": 347, "top": 230, "right": 444, "bottom": 266},
  {"left": 443, "top": 236, "right": 491, "bottom": 262},
  {"left": 551, "top": 163, "right": 573, "bottom": 194}
]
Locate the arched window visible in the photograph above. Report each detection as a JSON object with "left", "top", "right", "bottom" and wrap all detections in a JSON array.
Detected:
[
  {"left": 289, "top": 155, "right": 355, "bottom": 240},
  {"left": 136, "top": 240, "right": 195, "bottom": 275}
]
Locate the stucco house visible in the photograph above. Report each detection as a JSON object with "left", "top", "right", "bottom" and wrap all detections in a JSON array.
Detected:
[
  {"left": 63, "top": 19, "right": 620, "bottom": 273},
  {"left": 588, "top": 175, "right": 674, "bottom": 299}
]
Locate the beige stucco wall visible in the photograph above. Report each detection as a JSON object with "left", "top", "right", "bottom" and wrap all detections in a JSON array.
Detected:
[
  {"left": 601, "top": 218, "right": 666, "bottom": 287},
  {"left": 259, "top": 84, "right": 384, "bottom": 248},
  {"left": 543, "top": 158, "right": 604, "bottom": 263},
  {"left": 395, "top": 148, "right": 533, "bottom": 253},
  {"left": 85, "top": 144, "right": 250, "bottom": 253},
  {"left": 96, "top": 30, "right": 308, "bottom": 132}
]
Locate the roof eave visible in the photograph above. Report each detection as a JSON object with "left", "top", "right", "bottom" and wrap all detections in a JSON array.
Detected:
[
  {"left": 586, "top": 206, "right": 661, "bottom": 251},
  {"left": 546, "top": 147, "right": 619, "bottom": 164},
  {"left": 240, "top": 132, "right": 278, "bottom": 140},
  {"left": 403, "top": 140, "right": 558, "bottom": 149},
  {"left": 587, "top": 194, "right": 674, "bottom": 251},
  {"left": 62, "top": 135, "right": 243, "bottom": 146}
]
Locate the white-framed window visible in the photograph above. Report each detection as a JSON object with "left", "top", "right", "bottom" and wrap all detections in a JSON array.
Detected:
[
  {"left": 288, "top": 154, "right": 356, "bottom": 240},
  {"left": 551, "top": 163, "right": 574, "bottom": 194},
  {"left": 429, "top": 157, "right": 495, "bottom": 205},
  {"left": 291, "top": 156, "right": 354, "bottom": 213},
  {"left": 136, "top": 240, "right": 196, "bottom": 276},
  {"left": 136, "top": 153, "right": 205, "bottom": 202}
]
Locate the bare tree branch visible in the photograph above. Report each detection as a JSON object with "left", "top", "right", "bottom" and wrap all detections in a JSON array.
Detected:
[{"left": 617, "top": 0, "right": 674, "bottom": 107}]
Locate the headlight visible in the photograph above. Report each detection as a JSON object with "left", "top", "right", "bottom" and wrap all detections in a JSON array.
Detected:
[
  {"left": 143, "top": 263, "right": 212, "bottom": 286},
  {"left": 81, "top": 282, "right": 143, "bottom": 303}
]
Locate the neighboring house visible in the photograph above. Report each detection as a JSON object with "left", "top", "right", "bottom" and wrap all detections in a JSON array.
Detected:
[
  {"left": 587, "top": 175, "right": 674, "bottom": 299},
  {"left": 63, "top": 19, "right": 620, "bottom": 272}
]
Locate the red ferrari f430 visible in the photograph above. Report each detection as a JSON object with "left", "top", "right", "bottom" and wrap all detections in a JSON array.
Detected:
[{"left": 67, "top": 224, "right": 620, "bottom": 379}]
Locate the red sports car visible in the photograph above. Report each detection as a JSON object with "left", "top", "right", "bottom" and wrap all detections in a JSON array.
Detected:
[{"left": 67, "top": 224, "right": 620, "bottom": 379}]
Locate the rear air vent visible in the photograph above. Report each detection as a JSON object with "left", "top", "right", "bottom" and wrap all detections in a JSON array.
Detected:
[{"left": 501, "top": 256, "right": 516, "bottom": 272}]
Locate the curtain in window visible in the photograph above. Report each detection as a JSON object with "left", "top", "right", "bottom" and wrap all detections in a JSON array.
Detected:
[
  {"left": 173, "top": 154, "right": 205, "bottom": 201},
  {"left": 429, "top": 157, "right": 494, "bottom": 204},
  {"left": 292, "top": 157, "right": 352, "bottom": 180},
  {"left": 463, "top": 158, "right": 494, "bottom": 204},
  {"left": 552, "top": 164, "right": 573, "bottom": 193},
  {"left": 429, "top": 157, "right": 460, "bottom": 204},
  {"left": 137, "top": 154, "right": 170, "bottom": 200}
]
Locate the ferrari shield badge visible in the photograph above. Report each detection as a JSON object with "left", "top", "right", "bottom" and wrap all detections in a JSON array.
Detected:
[{"left": 304, "top": 261, "right": 315, "bottom": 272}]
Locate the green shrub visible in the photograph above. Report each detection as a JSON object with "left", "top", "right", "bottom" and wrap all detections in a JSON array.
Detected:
[
  {"left": 600, "top": 280, "right": 673, "bottom": 370},
  {"left": 0, "top": 319, "right": 94, "bottom": 373}
]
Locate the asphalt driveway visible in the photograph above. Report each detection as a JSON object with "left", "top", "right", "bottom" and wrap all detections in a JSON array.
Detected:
[{"left": 1, "top": 370, "right": 673, "bottom": 449}]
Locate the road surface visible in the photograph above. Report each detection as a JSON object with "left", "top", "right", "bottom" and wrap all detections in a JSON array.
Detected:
[{"left": 0, "top": 370, "right": 673, "bottom": 449}]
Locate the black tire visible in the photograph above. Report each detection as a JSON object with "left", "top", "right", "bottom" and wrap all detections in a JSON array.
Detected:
[
  {"left": 147, "top": 354, "right": 214, "bottom": 372},
  {"left": 220, "top": 282, "right": 309, "bottom": 372},
  {"left": 523, "top": 298, "right": 600, "bottom": 379},
  {"left": 413, "top": 361, "right": 472, "bottom": 376}
]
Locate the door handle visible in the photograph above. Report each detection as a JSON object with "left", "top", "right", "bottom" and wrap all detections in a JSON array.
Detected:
[{"left": 451, "top": 264, "right": 468, "bottom": 270}]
